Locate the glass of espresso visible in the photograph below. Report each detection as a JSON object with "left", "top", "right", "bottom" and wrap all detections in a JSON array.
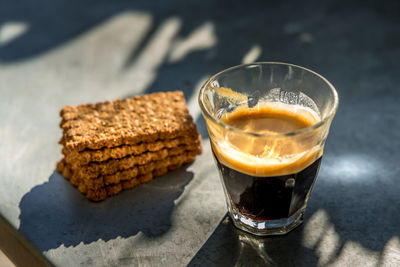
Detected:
[{"left": 198, "top": 62, "right": 338, "bottom": 236}]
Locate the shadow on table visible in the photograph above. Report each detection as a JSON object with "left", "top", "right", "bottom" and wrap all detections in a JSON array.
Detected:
[
  {"left": 188, "top": 152, "right": 400, "bottom": 266},
  {"left": 18, "top": 166, "right": 193, "bottom": 252},
  {"left": 188, "top": 215, "right": 318, "bottom": 267}
]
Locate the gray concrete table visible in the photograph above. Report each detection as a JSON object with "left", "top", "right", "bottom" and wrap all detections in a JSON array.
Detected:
[{"left": 1, "top": 0, "right": 399, "bottom": 266}]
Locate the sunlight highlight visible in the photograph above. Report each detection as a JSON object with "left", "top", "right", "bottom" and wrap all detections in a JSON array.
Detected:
[
  {"left": 168, "top": 22, "right": 216, "bottom": 63},
  {"left": 303, "top": 209, "right": 385, "bottom": 266},
  {"left": 303, "top": 209, "right": 330, "bottom": 248},
  {"left": 121, "top": 17, "right": 182, "bottom": 92},
  {"left": 380, "top": 237, "right": 400, "bottom": 265},
  {"left": 333, "top": 241, "right": 379, "bottom": 266},
  {"left": 241, "top": 45, "right": 262, "bottom": 64},
  {"left": 0, "top": 22, "right": 30, "bottom": 46},
  {"left": 321, "top": 154, "right": 382, "bottom": 182},
  {"left": 303, "top": 209, "right": 340, "bottom": 265},
  {"left": 134, "top": 17, "right": 182, "bottom": 70}
]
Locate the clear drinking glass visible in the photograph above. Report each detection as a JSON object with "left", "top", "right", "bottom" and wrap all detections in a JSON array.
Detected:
[{"left": 199, "top": 62, "right": 338, "bottom": 236}]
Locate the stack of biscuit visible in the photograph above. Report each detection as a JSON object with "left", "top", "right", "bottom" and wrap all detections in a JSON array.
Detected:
[{"left": 56, "top": 91, "right": 202, "bottom": 201}]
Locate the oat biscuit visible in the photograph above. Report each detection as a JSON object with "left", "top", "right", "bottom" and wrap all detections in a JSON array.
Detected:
[
  {"left": 65, "top": 142, "right": 200, "bottom": 178},
  {"left": 63, "top": 134, "right": 200, "bottom": 165},
  {"left": 60, "top": 91, "right": 198, "bottom": 152},
  {"left": 84, "top": 163, "right": 186, "bottom": 201},
  {"left": 58, "top": 150, "right": 198, "bottom": 189},
  {"left": 57, "top": 91, "right": 202, "bottom": 201},
  {"left": 57, "top": 152, "right": 196, "bottom": 201},
  {"left": 95, "top": 151, "right": 195, "bottom": 189}
]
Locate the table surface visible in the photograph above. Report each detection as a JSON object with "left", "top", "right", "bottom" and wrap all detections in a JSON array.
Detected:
[{"left": 1, "top": 0, "right": 399, "bottom": 266}]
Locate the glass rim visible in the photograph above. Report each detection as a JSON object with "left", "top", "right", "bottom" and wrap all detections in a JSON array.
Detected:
[{"left": 198, "top": 62, "right": 339, "bottom": 138}]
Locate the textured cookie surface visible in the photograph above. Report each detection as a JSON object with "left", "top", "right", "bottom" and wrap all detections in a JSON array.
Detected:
[
  {"left": 58, "top": 149, "right": 199, "bottom": 182},
  {"left": 57, "top": 152, "right": 196, "bottom": 201},
  {"left": 65, "top": 141, "right": 201, "bottom": 177},
  {"left": 60, "top": 91, "right": 197, "bottom": 151},
  {"left": 57, "top": 91, "right": 203, "bottom": 201},
  {"left": 63, "top": 134, "right": 201, "bottom": 165}
]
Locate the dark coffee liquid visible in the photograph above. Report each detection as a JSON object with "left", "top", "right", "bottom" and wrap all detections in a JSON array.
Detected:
[
  {"left": 214, "top": 153, "right": 321, "bottom": 220},
  {"left": 213, "top": 104, "right": 322, "bottom": 220}
]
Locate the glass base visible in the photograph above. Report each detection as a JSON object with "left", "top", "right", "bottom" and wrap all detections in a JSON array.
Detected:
[{"left": 228, "top": 207, "right": 306, "bottom": 236}]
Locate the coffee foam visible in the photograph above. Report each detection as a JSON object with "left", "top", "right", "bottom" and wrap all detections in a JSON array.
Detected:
[{"left": 211, "top": 102, "right": 323, "bottom": 177}]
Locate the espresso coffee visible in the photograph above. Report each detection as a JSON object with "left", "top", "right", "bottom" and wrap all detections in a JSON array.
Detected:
[{"left": 212, "top": 103, "right": 322, "bottom": 220}]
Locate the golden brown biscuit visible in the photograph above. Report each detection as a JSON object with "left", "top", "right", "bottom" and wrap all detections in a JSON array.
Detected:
[
  {"left": 57, "top": 152, "right": 196, "bottom": 201},
  {"left": 57, "top": 91, "right": 203, "bottom": 201},
  {"left": 60, "top": 91, "right": 199, "bottom": 152},
  {"left": 64, "top": 141, "right": 201, "bottom": 176},
  {"left": 58, "top": 150, "right": 198, "bottom": 189},
  {"left": 62, "top": 134, "right": 200, "bottom": 165}
]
